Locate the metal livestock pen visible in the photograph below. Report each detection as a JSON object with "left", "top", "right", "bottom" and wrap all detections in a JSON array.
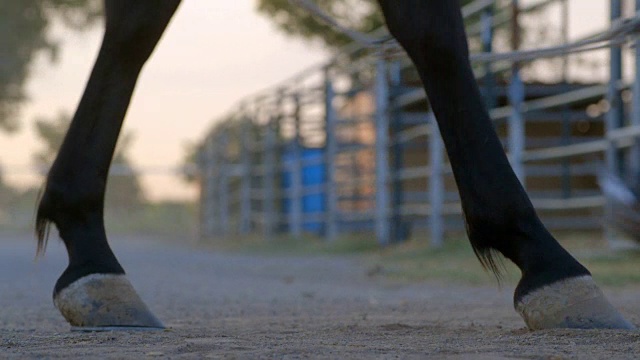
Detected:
[{"left": 196, "top": 0, "right": 640, "bottom": 247}]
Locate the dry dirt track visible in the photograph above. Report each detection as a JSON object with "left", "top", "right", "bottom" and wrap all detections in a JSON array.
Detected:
[{"left": 0, "top": 232, "right": 638, "bottom": 359}]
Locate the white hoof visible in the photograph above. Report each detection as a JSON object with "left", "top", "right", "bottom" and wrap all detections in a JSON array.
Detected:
[
  {"left": 515, "top": 275, "right": 635, "bottom": 330},
  {"left": 54, "top": 273, "right": 164, "bottom": 329}
]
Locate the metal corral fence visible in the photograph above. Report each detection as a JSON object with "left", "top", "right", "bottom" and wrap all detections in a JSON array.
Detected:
[{"left": 196, "top": 0, "right": 640, "bottom": 247}]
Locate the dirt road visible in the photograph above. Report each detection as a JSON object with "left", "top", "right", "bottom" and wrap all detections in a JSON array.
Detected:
[{"left": 0, "top": 232, "right": 638, "bottom": 359}]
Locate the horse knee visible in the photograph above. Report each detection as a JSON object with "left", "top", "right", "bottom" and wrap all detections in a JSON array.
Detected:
[{"left": 38, "top": 175, "right": 105, "bottom": 226}]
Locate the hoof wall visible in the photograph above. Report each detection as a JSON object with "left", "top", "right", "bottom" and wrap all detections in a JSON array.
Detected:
[
  {"left": 54, "top": 274, "right": 164, "bottom": 329},
  {"left": 516, "top": 275, "right": 636, "bottom": 330}
]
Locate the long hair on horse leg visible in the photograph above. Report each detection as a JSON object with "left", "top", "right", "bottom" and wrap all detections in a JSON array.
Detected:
[{"left": 34, "top": 184, "right": 54, "bottom": 257}]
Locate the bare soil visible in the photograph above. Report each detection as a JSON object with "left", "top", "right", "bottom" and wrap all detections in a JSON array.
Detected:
[{"left": 0, "top": 233, "right": 638, "bottom": 359}]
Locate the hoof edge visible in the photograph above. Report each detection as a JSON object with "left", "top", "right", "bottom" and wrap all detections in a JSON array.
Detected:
[{"left": 70, "top": 326, "right": 165, "bottom": 332}]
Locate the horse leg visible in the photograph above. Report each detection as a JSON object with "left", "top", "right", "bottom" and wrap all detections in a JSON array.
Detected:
[
  {"left": 35, "top": 0, "right": 181, "bottom": 328},
  {"left": 376, "top": 0, "right": 634, "bottom": 330}
]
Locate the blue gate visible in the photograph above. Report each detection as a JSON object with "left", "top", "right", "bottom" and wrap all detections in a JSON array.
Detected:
[{"left": 281, "top": 147, "right": 326, "bottom": 234}]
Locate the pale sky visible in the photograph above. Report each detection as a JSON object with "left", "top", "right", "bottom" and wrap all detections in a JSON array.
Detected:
[
  {"left": 0, "top": 0, "right": 623, "bottom": 201},
  {"left": 0, "top": 1, "right": 328, "bottom": 201}
]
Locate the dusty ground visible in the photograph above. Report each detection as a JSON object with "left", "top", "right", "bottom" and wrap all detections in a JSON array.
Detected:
[{"left": 0, "top": 232, "right": 638, "bottom": 359}]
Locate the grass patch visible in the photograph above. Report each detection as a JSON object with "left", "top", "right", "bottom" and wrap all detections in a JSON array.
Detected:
[
  {"left": 367, "top": 236, "right": 520, "bottom": 286},
  {"left": 201, "top": 232, "right": 380, "bottom": 255},
  {"left": 554, "top": 231, "right": 640, "bottom": 287},
  {"left": 104, "top": 201, "right": 198, "bottom": 236},
  {"left": 203, "top": 232, "right": 519, "bottom": 285},
  {"left": 202, "top": 230, "right": 640, "bottom": 287},
  {"left": 580, "top": 250, "right": 640, "bottom": 286}
]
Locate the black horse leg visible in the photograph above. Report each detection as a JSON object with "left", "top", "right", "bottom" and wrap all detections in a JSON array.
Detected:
[
  {"left": 376, "top": 0, "right": 634, "bottom": 330},
  {"left": 36, "top": 0, "right": 181, "bottom": 328}
]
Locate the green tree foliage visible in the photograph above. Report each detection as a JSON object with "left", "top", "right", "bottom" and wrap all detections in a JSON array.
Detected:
[
  {"left": 256, "top": 0, "right": 476, "bottom": 49},
  {"left": 0, "top": 0, "right": 102, "bottom": 132},
  {"left": 256, "top": 0, "right": 382, "bottom": 48},
  {"left": 33, "top": 111, "right": 146, "bottom": 210}
]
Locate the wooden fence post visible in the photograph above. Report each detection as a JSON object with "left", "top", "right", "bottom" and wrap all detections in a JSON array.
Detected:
[{"left": 374, "top": 56, "right": 391, "bottom": 246}]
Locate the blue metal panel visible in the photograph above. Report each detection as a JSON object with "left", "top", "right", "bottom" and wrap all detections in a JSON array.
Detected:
[{"left": 282, "top": 147, "right": 326, "bottom": 234}]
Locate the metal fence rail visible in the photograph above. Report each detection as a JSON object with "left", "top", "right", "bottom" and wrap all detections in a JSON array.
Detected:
[{"left": 197, "top": 0, "right": 640, "bottom": 246}]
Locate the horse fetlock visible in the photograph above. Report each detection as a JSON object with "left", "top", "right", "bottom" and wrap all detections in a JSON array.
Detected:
[
  {"left": 514, "top": 275, "right": 636, "bottom": 330},
  {"left": 35, "top": 178, "right": 107, "bottom": 259},
  {"left": 38, "top": 181, "right": 103, "bottom": 224}
]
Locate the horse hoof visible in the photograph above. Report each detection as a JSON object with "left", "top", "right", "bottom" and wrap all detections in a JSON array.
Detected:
[
  {"left": 515, "top": 275, "right": 636, "bottom": 330},
  {"left": 53, "top": 273, "right": 164, "bottom": 329}
]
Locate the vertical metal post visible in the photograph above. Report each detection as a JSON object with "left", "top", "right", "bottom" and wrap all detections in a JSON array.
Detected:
[
  {"left": 264, "top": 113, "right": 278, "bottom": 238},
  {"left": 509, "top": 0, "right": 526, "bottom": 186},
  {"left": 389, "top": 60, "right": 401, "bottom": 85},
  {"left": 481, "top": 3, "right": 496, "bottom": 110},
  {"left": 290, "top": 94, "right": 303, "bottom": 237},
  {"left": 324, "top": 67, "right": 339, "bottom": 241},
  {"left": 374, "top": 56, "right": 391, "bottom": 246},
  {"left": 197, "top": 145, "right": 206, "bottom": 240},
  {"left": 429, "top": 113, "right": 444, "bottom": 248},
  {"left": 201, "top": 136, "right": 217, "bottom": 240},
  {"left": 560, "top": 0, "right": 569, "bottom": 80},
  {"left": 605, "top": 0, "right": 624, "bottom": 244},
  {"left": 560, "top": 0, "right": 572, "bottom": 198},
  {"left": 211, "top": 134, "right": 222, "bottom": 236},
  {"left": 218, "top": 128, "right": 230, "bottom": 236},
  {"left": 632, "top": 0, "right": 640, "bottom": 185},
  {"left": 240, "top": 114, "right": 252, "bottom": 234},
  {"left": 389, "top": 60, "right": 406, "bottom": 243},
  {"left": 607, "top": 0, "right": 624, "bottom": 176}
]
